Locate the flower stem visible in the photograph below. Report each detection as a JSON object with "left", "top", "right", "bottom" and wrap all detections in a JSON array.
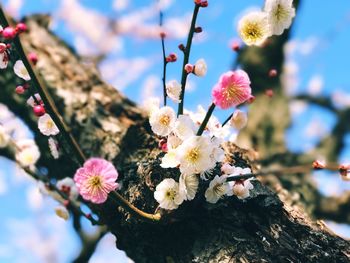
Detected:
[
  {"left": 0, "top": 6, "right": 86, "bottom": 165},
  {"left": 110, "top": 191, "right": 161, "bottom": 222},
  {"left": 222, "top": 113, "right": 233, "bottom": 127},
  {"left": 177, "top": 3, "right": 200, "bottom": 116},
  {"left": 159, "top": 10, "right": 167, "bottom": 106},
  {"left": 197, "top": 103, "right": 216, "bottom": 136}
]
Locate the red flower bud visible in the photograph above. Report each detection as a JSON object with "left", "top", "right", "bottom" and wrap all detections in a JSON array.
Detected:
[
  {"left": 178, "top": 43, "right": 185, "bottom": 51},
  {"left": 33, "top": 105, "right": 46, "bottom": 117},
  {"left": 194, "top": 27, "right": 202, "bottom": 33},
  {"left": 268, "top": 69, "right": 278, "bottom": 78},
  {"left": 200, "top": 1, "right": 208, "bottom": 7},
  {"left": 16, "top": 23, "right": 27, "bottom": 33},
  {"left": 28, "top": 52, "right": 38, "bottom": 65},
  {"left": 2, "top": 27, "right": 16, "bottom": 39},
  {"left": 231, "top": 41, "right": 240, "bottom": 52},
  {"left": 15, "top": 85, "right": 26, "bottom": 94},
  {"left": 160, "top": 31, "right": 166, "bottom": 39}
]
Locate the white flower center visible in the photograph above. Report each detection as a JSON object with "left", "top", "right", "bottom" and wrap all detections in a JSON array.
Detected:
[
  {"left": 274, "top": 4, "right": 288, "bottom": 21},
  {"left": 160, "top": 115, "right": 170, "bottom": 126},
  {"left": 186, "top": 147, "right": 200, "bottom": 163},
  {"left": 242, "top": 22, "right": 264, "bottom": 42}
]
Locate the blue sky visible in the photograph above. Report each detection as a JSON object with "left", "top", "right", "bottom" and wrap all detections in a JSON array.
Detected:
[{"left": 1, "top": 0, "right": 350, "bottom": 262}]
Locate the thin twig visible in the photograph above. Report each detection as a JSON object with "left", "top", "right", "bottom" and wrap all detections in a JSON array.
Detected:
[
  {"left": 159, "top": 9, "right": 167, "bottom": 106},
  {"left": 177, "top": 3, "right": 200, "bottom": 115},
  {"left": 197, "top": 102, "right": 215, "bottom": 135}
]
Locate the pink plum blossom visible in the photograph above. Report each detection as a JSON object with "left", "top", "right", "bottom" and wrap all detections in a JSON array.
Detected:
[
  {"left": 212, "top": 70, "right": 251, "bottom": 109},
  {"left": 74, "top": 158, "right": 119, "bottom": 204}
]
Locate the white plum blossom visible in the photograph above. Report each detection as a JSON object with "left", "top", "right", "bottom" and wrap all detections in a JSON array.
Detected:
[
  {"left": 48, "top": 137, "right": 59, "bottom": 159},
  {"left": 190, "top": 105, "right": 229, "bottom": 139},
  {"left": 221, "top": 163, "right": 236, "bottom": 175},
  {"left": 154, "top": 178, "right": 184, "bottom": 210},
  {"left": 27, "top": 93, "right": 42, "bottom": 107},
  {"left": 160, "top": 149, "right": 180, "bottom": 168},
  {"left": 13, "top": 60, "right": 31, "bottom": 81},
  {"left": 167, "top": 134, "right": 183, "bottom": 150},
  {"left": 55, "top": 206, "right": 69, "bottom": 221},
  {"left": 230, "top": 110, "right": 248, "bottom": 130},
  {"left": 0, "top": 43, "right": 9, "bottom": 69},
  {"left": 38, "top": 114, "right": 60, "bottom": 136},
  {"left": 176, "top": 136, "right": 215, "bottom": 175},
  {"left": 173, "top": 115, "right": 197, "bottom": 140},
  {"left": 264, "top": 0, "right": 295, "bottom": 36},
  {"left": 205, "top": 175, "right": 229, "bottom": 204},
  {"left": 15, "top": 139, "right": 40, "bottom": 167},
  {"left": 179, "top": 174, "right": 199, "bottom": 201},
  {"left": 228, "top": 179, "right": 254, "bottom": 199},
  {"left": 0, "top": 125, "right": 10, "bottom": 148},
  {"left": 227, "top": 166, "right": 254, "bottom": 199},
  {"left": 166, "top": 80, "right": 182, "bottom": 103},
  {"left": 194, "top": 58, "right": 207, "bottom": 77},
  {"left": 238, "top": 11, "right": 271, "bottom": 46},
  {"left": 57, "top": 177, "right": 79, "bottom": 201},
  {"left": 210, "top": 137, "right": 225, "bottom": 164},
  {"left": 149, "top": 106, "right": 176, "bottom": 136}
]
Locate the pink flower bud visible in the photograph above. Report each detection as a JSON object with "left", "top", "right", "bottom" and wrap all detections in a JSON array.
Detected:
[
  {"left": 2, "top": 27, "right": 16, "bottom": 39},
  {"left": 166, "top": 53, "right": 177, "bottom": 62},
  {"left": 265, "top": 89, "right": 274, "bottom": 97},
  {"left": 160, "top": 31, "right": 166, "bottom": 39},
  {"left": 184, "top": 63, "right": 194, "bottom": 74},
  {"left": 28, "top": 52, "right": 38, "bottom": 65},
  {"left": 312, "top": 160, "right": 325, "bottom": 170},
  {"left": 33, "top": 105, "right": 46, "bottom": 117},
  {"left": 16, "top": 23, "right": 27, "bottom": 33},
  {"left": 15, "top": 85, "right": 26, "bottom": 94},
  {"left": 268, "top": 69, "right": 278, "bottom": 78},
  {"left": 231, "top": 41, "right": 240, "bottom": 52}
]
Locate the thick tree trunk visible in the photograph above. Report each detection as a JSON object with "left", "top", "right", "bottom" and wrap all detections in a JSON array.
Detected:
[{"left": 1, "top": 15, "right": 350, "bottom": 263}]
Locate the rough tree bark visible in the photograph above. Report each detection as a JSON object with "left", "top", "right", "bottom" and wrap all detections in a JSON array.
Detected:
[{"left": 1, "top": 15, "right": 350, "bottom": 263}]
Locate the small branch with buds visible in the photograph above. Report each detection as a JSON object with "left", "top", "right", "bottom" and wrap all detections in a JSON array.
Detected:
[
  {"left": 177, "top": 2, "right": 202, "bottom": 115},
  {"left": 225, "top": 162, "right": 350, "bottom": 182},
  {"left": 0, "top": 5, "right": 86, "bottom": 165}
]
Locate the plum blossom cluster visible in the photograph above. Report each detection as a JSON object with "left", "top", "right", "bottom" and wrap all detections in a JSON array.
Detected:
[
  {"left": 237, "top": 0, "right": 295, "bottom": 46},
  {"left": 1, "top": 22, "right": 60, "bottom": 160},
  {"left": 150, "top": 69, "right": 253, "bottom": 209}
]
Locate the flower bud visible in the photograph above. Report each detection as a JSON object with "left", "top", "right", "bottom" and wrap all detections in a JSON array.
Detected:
[
  {"left": 33, "top": 105, "right": 46, "bottom": 117},
  {"left": 194, "top": 58, "right": 207, "bottom": 77},
  {"left": 230, "top": 110, "right": 248, "bottom": 130},
  {"left": 184, "top": 63, "right": 194, "bottom": 74},
  {"left": 2, "top": 27, "right": 16, "bottom": 39},
  {"left": 16, "top": 23, "right": 27, "bottom": 33},
  {"left": 15, "top": 85, "right": 26, "bottom": 94},
  {"left": 268, "top": 69, "right": 278, "bottom": 78}
]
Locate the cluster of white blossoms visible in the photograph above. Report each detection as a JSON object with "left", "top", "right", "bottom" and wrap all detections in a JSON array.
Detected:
[
  {"left": 205, "top": 164, "right": 254, "bottom": 203},
  {"left": 238, "top": 0, "right": 295, "bottom": 46},
  {"left": 150, "top": 101, "right": 253, "bottom": 209}
]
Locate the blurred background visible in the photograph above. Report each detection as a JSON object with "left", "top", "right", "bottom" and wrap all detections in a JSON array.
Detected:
[{"left": 1, "top": 0, "right": 350, "bottom": 262}]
